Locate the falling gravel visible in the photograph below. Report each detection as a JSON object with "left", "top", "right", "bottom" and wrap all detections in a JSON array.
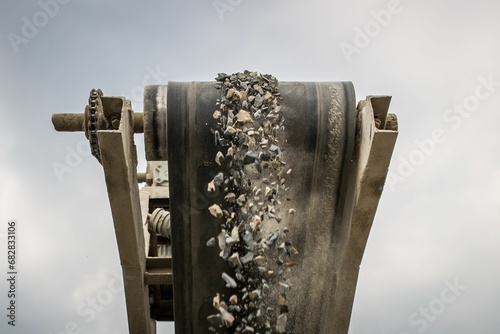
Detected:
[{"left": 206, "top": 71, "right": 298, "bottom": 333}]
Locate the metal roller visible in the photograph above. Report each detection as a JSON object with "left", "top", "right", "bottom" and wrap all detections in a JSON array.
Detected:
[
  {"left": 144, "top": 85, "right": 168, "bottom": 161},
  {"left": 167, "top": 81, "right": 357, "bottom": 334}
]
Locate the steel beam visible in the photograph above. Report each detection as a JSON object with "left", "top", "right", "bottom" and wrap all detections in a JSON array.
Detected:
[
  {"left": 97, "top": 103, "right": 154, "bottom": 334},
  {"left": 334, "top": 96, "right": 398, "bottom": 331}
]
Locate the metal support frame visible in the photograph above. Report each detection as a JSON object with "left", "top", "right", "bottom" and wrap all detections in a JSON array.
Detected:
[
  {"left": 97, "top": 90, "right": 397, "bottom": 334},
  {"left": 333, "top": 96, "right": 398, "bottom": 331},
  {"left": 97, "top": 102, "right": 154, "bottom": 333},
  {"left": 96, "top": 100, "right": 173, "bottom": 334},
  {"left": 52, "top": 85, "right": 398, "bottom": 334}
]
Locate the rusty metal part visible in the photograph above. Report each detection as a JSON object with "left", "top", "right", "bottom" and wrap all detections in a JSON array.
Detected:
[
  {"left": 52, "top": 111, "right": 144, "bottom": 133},
  {"left": 97, "top": 107, "right": 153, "bottom": 332},
  {"left": 51, "top": 113, "right": 85, "bottom": 132},
  {"left": 52, "top": 91, "right": 144, "bottom": 135},
  {"left": 51, "top": 90, "right": 146, "bottom": 164},
  {"left": 149, "top": 208, "right": 171, "bottom": 239},
  {"left": 330, "top": 95, "right": 398, "bottom": 332},
  {"left": 144, "top": 85, "right": 168, "bottom": 161},
  {"left": 386, "top": 113, "right": 398, "bottom": 131},
  {"left": 133, "top": 112, "right": 144, "bottom": 133},
  {"left": 87, "top": 89, "right": 102, "bottom": 163}
]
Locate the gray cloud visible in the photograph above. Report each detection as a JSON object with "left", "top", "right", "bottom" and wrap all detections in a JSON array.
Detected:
[{"left": 1, "top": 0, "right": 500, "bottom": 333}]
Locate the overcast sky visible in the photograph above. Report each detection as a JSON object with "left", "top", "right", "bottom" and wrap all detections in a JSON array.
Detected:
[{"left": 0, "top": 0, "right": 499, "bottom": 333}]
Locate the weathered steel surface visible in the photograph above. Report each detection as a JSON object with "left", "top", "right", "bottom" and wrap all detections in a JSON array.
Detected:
[
  {"left": 97, "top": 102, "right": 153, "bottom": 334},
  {"left": 144, "top": 85, "right": 168, "bottom": 161},
  {"left": 166, "top": 82, "right": 377, "bottom": 334},
  {"left": 331, "top": 96, "right": 398, "bottom": 331}
]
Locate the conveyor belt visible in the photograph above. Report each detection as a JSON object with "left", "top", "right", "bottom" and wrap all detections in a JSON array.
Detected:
[{"left": 167, "top": 81, "right": 357, "bottom": 334}]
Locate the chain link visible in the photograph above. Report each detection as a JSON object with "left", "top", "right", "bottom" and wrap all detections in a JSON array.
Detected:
[{"left": 88, "top": 88, "right": 102, "bottom": 163}]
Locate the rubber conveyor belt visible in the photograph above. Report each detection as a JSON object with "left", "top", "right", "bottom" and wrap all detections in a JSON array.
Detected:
[{"left": 167, "top": 82, "right": 357, "bottom": 334}]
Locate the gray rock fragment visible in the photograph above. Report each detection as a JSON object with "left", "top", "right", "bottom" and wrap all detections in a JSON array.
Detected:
[
  {"left": 236, "top": 109, "right": 252, "bottom": 125},
  {"left": 206, "top": 237, "right": 216, "bottom": 247},
  {"left": 243, "top": 150, "right": 257, "bottom": 164},
  {"left": 243, "top": 231, "right": 254, "bottom": 250},
  {"left": 215, "top": 151, "right": 224, "bottom": 165},
  {"left": 262, "top": 283, "right": 270, "bottom": 295},
  {"left": 217, "top": 230, "right": 226, "bottom": 251},
  {"left": 250, "top": 215, "right": 262, "bottom": 231},
  {"left": 235, "top": 272, "right": 245, "bottom": 281},
  {"left": 224, "top": 126, "right": 237, "bottom": 136},
  {"left": 269, "top": 144, "right": 281, "bottom": 156},
  {"left": 225, "top": 192, "right": 236, "bottom": 203},
  {"left": 208, "top": 204, "right": 223, "bottom": 218},
  {"left": 240, "top": 252, "right": 254, "bottom": 264},
  {"left": 228, "top": 252, "right": 242, "bottom": 267},
  {"left": 266, "top": 231, "right": 280, "bottom": 245},
  {"left": 229, "top": 294, "right": 238, "bottom": 304},
  {"left": 236, "top": 194, "right": 246, "bottom": 206},
  {"left": 207, "top": 314, "right": 224, "bottom": 327},
  {"left": 219, "top": 307, "right": 235, "bottom": 327},
  {"left": 276, "top": 313, "right": 287, "bottom": 333},
  {"left": 213, "top": 172, "right": 224, "bottom": 186},
  {"left": 254, "top": 95, "right": 264, "bottom": 108},
  {"left": 254, "top": 255, "right": 266, "bottom": 266},
  {"left": 222, "top": 272, "right": 238, "bottom": 288},
  {"left": 226, "top": 236, "right": 238, "bottom": 247},
  {"left": 242, "top": 326, "right": 255, "bottom": 333},
  {"left": 207, "top": 180, "right": 216, "bottom": 193}
]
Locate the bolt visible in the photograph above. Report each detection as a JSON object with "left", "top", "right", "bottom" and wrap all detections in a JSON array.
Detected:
[{"left": 112, "top": 118, "right": 120, "bottom": 129}]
